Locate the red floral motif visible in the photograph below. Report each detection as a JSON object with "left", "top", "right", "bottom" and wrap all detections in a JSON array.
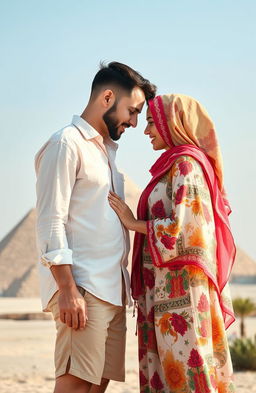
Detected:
[
  {"left": 151, "top": 199, "right": 166, "bottom": 219},
  {"left": 140, "top": 371, "right": 148, "bottom": 386},
  {"left": 170, "top": 313, "right": 188, "bottom": 336},
  {"left": 175, "top": 185, "right": 188, "bottom": 205},
  {"left": 197, "top": 293, "right": 209, "bottom": 312},
  {"left": 169, "top": 275, "right": 186, "bottom": 298},
  {"left": 187, "top": 349, "right": 204, "bottom": 368},
  {"left": 150, "top": 371, "right": 164, "bottom": 390},
  {"left": 178, "top": 160, "right": 193, "bottom": 176},
  {"left": 194, "top": 372, "right": 211, "bottom": 393},
  {"left": 160, "top": 235, "right": 177, "bottom": 250},
  {"left": 147, "top": 307, "right": 154, "bottom": 323},
  {"left": 143, "top": 267, "right": 155, "bottom": 289}
]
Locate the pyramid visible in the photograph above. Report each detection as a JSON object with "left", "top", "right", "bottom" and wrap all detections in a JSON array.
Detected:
[
  {"left": 231, "top": 247, "right": 256, "bottom": 283},
  {"left": 0, "top": 175, "right": 255, "bottom": 297},
  {"left": 0, "top": 209, "right": 39, "bottom": 296}
]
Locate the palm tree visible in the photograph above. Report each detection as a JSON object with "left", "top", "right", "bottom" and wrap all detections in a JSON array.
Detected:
[{"left": 232, "top": 298, "right": 255, "bottom": 338}]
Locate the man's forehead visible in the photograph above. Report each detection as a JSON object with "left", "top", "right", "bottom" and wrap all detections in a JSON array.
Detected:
[
  {"left": 130, "top": 86, "right": 145, "bottom": 101},
  {"left": 127, "top": 88, "right": 145, "bottom": 109}
]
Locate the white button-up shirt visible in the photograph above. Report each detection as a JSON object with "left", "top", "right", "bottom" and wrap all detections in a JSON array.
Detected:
[{"left": 35, "top": 115, "right": 131, "bottom": 311}]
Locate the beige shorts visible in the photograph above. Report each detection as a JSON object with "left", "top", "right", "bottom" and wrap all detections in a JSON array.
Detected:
[{"left": 48, "top": 287, "right": 126, "bottom": 385}]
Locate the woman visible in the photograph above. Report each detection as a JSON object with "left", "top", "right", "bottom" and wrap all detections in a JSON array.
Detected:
[{"left": 108, "top": 94, "right": 236, "bottom": 392}]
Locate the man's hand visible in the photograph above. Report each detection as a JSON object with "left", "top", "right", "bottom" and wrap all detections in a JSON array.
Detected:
[
  {"left": 58, "top": 285, "right": 88, "bottom": 330},
  {"left": 50, "top": 264, "right": 88, "bottom": 330}
]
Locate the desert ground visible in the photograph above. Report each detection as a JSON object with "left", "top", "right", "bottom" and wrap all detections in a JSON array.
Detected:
[{"left": 0, "top": 297, "right": 255, "bottom": 393}]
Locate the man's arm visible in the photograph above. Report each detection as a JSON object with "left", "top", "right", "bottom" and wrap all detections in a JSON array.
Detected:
[{"left": 35, "top": 140, "right": 87, "bottom": 330}]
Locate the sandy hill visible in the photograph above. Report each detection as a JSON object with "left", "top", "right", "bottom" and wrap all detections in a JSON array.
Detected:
[
  {"left": 0, "top": 175, "right": 255, "bottom": 297},
  {"left": 0, "top": 209, "right": 38, "bottom": 296}
]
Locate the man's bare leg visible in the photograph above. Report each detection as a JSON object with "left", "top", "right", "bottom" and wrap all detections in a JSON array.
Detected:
[
  {"left": 89, "top": 378, "right": 109, "bottom": 393},
  {"left": 53, "top": 374, "right": 92, "bottom": 393}
]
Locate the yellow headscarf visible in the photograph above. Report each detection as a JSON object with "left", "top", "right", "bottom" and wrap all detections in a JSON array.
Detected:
[{"left": 151, "top": 94, "right": 225, "bottom": 195}]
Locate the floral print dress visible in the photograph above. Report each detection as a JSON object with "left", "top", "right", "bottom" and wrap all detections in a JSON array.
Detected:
[{"left": 138, "top": 156, "right": 235, "bottom": 393}]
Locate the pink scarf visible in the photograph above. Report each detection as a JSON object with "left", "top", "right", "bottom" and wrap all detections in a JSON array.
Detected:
[{"left": 131, "top": 144, "right": 236, "bottom": 328}]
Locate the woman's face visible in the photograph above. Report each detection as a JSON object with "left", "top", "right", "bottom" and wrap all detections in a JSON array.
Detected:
[{"left": 144, "top": 107, "right": 169, "bottom": 150}]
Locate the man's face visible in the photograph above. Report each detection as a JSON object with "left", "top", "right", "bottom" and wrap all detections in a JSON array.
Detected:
[{"left": 103, "top": 86, "right": 145, "bottom": 141}]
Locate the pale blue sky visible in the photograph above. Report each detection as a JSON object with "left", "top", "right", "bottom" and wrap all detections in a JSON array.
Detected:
[{"left": 0, "top": 0, "right": 255, "bottom": 259}]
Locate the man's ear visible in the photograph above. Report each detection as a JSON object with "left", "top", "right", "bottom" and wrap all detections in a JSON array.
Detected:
[{"left": 102, "top": 89, "right": 115, "bottom": 108}]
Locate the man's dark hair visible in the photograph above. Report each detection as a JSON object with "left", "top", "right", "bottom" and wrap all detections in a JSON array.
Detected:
[{"left": 90, "top": 61, "right": 157, "bottom": 101}]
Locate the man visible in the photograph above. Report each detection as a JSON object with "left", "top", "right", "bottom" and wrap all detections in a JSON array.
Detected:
[{"left": 35, "top": 61, "right": 156, "bottom": 393}]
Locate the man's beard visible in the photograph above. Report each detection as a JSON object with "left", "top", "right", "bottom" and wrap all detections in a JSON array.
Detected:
[
  {"left": 103, "top": 102, "right": 120, "bottom": 141},
  {"left": 103, "top": 102, "right": 130, "bottom": 141}
]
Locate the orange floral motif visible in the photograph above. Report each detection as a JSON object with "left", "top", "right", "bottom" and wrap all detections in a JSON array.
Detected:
[
  {"left": 217, "top": 381, "right": 228, "bottom": 393},
  {"left": 156, "top": 224, "right": 164, "bottom": 238},
  {"left": 163, "top": 350, "right": 187, "bottom": 390},
  {"left": 197, "top": 337, "right": 208, "bottom": 346},
  {"left": 211, "top": 307, "right": 224, "bottom": 344},
  {"left": 156, "top": 313, "right": 178, "bottom": 341},
  {"left": 187, "top": 266, "right": 207, "bottom": 282},
  {"left": 191, "top": 196, "right": 203, "bottom": 216},
  {"left": 188, "top": 228, "right": 206, "bottom": 248},
  {"left": 164, "top": 221, "right": 180, "bottom": 236},
  {"left": 185, "top": 222, "right": 194, "bottom": 233},
  {"left": 157, "top": 313, "right": 172, "bottom": 335},
  {"left": 169, "top": 164, "right": 179, "bottom": 178}
]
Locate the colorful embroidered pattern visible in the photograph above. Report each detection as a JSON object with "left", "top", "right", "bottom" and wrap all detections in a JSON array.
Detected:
[{"left": 138, "top": 157, "right": 235, "bottom": 392}]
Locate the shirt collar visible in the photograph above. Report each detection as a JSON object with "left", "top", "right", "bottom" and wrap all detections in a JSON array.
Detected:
[
  {"left": 72, "top": 115, "right": 119, "bottom": 151},
  {"left": 72, "top": 115, "right": 99, "bottom": 140}
]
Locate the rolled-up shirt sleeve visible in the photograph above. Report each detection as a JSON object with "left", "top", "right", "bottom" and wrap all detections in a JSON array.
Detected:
[{"left": 35, "top": 140, "right": 77, "bottom": 267}]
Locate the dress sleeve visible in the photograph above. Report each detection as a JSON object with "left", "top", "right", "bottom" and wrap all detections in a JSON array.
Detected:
[
  {"left": 35, "top": 140, "right": 77, "bottom": 268},
  {"left": 146, "top": 156, "right": 217, "bottom": 278}
]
